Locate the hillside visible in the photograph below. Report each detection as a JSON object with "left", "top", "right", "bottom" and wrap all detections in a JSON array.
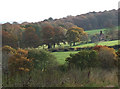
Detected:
[{"left": 44, "top": 9, "right": 118, "bottom": 30}]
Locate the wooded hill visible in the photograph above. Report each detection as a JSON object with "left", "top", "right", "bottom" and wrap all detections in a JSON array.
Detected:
[
  {"left": 2, "top": 9, "right": 119, "bottom": 48},
  {"left": 3, "top": 9, "right": 118, "bottom": 31},
  {"left": 42, "top": 9, "right": 118, "bottom": 30}
]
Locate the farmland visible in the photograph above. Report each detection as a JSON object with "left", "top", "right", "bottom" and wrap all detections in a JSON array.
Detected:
[
  {"left": 2, "top": 8, "right": 119, "bottom": 87},
  {"left": 85, "top": 28, "right": 106, "bottom": 35},
  {"left": 52, "top": 40, "right": 119, "bottom": 65}
]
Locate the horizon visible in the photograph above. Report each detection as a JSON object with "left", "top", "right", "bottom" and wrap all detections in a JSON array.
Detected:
[
  {"left": 0, "top": 9, "right": 118, "bottom": 24},
  {"left": 0, "top": 0, "right": 119, "bottom": 24}
]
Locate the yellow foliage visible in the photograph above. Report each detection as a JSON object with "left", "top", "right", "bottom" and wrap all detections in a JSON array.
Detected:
[
  {"left": 2, "top": 45, "right": 16, "bottom": 54},
  {"left": 6, "top": 47, "right": 33, "bottom": 75},
  {"left": 17, "top": 48, "right": 28, "bottom": 56},
  {"left": 100, "top": 47, "right": 117, "bottom": 60},
  {"left": 98, "top": 46, "right": 117, "bottom": 68}
]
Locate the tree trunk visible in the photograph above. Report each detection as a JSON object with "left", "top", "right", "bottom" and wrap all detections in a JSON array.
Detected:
[
  {"left": 43, "top": 45, "right": 44, "bottom": 49},
  {"left": 48, "top": 44, "right": 52, "bottom": 49},
  {"left": 73, "top": 42, "right": 75, "bottom": 46},
  {"left": 69, "top": 42, "right": 72, "bottom": 46},
  {"left": 53, "top": 43, "right": 55, "bottom": 48}
]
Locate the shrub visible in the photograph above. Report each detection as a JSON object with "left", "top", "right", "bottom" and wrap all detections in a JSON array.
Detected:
[
  {"left": 2, "top": 45, "right": 16, "bottom": 54},
  {"left": 28, "top": 48, "right": 58, "bottom": 71},
  {"left": 49, "top": 48, "right": 59, "bottom": 52},
  {"left": 92, "top": 45, "right": 107, "bottom": 51},
  {"left": 8, "top": 54, "right": 32, "bottom": 75},
  {"left": 64, "top": 48, "right": 70, "bottom": 52},
  {"left": 97, "top": 46, "right": 117, "bottom": 69},
  {"left": 69, "top": 48, "right": 75, "bottom": 51},
  {"left": 75, "top": 47, "right": 81, "bottom": 51},
  {"left": 8, "top": 48, "right": 33, "bottom": 75},
  {"left": 66, "top": 50, "right": 98, "bottom": 70},
  {"left": 116, "top": 48, "right": 120, "bottom": 57},
  {"left": 2, "top": 45, "right": 16, "bottom": 73},
  {"left": 116, "top": 48, "right": 120, "bottom": 67}
]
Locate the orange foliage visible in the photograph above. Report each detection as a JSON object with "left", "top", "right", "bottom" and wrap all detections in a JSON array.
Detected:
[
  {"left": 16, "top": 48, "right": 28, "bottom": 56},
  {"left": 93, "top": 45, "right": 107, "bottom": 51},
  {"left": 2, "top": 45, "right": 16, "bottom": 54},
  {"left": 8, "top": 48, "right": 33, "bottom": 75},
  {"left": 93, "top": 45, "right": 117, "bottom": 68}
]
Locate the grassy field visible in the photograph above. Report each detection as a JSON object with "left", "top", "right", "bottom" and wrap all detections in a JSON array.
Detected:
[
  {"left": 53, "top": 40, "right": 119, "bottom": 65},
  {"left": 85, "top": 26, "right": 118, "bottom": 35},
  {"left": 52, "top": 51, "right": 78, "bottom": 65},
  {"left": 85, "top": 28, "right": 106, "bottom": 35},
  {"left": 72, "top": 40, "right": 119, "bottom": 48}
]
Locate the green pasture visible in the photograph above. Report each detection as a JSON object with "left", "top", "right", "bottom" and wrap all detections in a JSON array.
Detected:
[
  {"left": 72, "top": 40, "right": 119, "bottom": 48},
  {"left": 85, "top": 28, "right": 106, "bottom": 35},
  {"left": 53, "top": 40, "right": 119, "bottom": 65},
  {"left": 52, "top": 51, "right": 78, "bottom": 65}
]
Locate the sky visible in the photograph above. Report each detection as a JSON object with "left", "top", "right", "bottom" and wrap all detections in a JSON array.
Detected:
[{"left": 0, "top": 0, "right": 119, "bottom": 23}]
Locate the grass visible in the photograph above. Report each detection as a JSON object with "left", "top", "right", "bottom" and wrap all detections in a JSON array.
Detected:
[
  {"left": 72, "top": 40, "right": 119, "bottom": 48},
  {"left": 40, "top": 40, "right": 119, "bottom": 49},
  {"left": 52, "top": 51, "right": 78, "bottom": 65},
  {"left": 85, "top": 26, "right": 119, "bottom": 35},
  {"left": 85, "top": 28, "right": 106, "bottom": 35},
  {"left": 53, "top": 40, "right": 119, "bottom": 64},
  {"left": 3, "top": 68, "right": 118, "bottom": 87}
]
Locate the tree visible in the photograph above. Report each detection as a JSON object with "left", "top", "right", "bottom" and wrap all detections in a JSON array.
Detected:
[
  {"left": 53, "top": 26, "right": 67, "bottom": 47},
  {"left": 22, "top": 27, "right": 40, "bottom": 48},
  {"left": 41, "top": 25, "right": 55, "bottom": 49},
  {"left": 66, "top": 50, "right": 98, "bottom": 70},
  {"left": 66, "top": 30, "right": 80, "bottom": 46},
  {"left": 66, "top": 27, "right": 87, "bottom": 46},
  {"left": 28, "top": 48, "right": 58, "bottom": 71},
  {"left": 2, "top": 31, "right": 18, "bottom": 48}
]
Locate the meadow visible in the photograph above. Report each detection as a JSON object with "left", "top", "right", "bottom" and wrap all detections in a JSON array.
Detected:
[
  {"left": 48, "top": 28, "right": 119, "bottom": 65},
  {"left": 2, "top": 26, "right": 119, "bottom": 87},
  {"left": 52, "top": 40, "right": 119, "bottom": 65},
  {"left": 85, "top": 28, "right": 106, "bottom": 35}
]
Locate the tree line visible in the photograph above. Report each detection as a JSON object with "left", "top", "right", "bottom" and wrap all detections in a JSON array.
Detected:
[
  {"left": 2, "top": 9, "right": 119, "bottom": 48},
  {"left": 2, "top": 22, "right": 88, "bottom": 49}
]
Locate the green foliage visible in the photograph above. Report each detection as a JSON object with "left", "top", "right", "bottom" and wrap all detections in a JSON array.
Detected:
[
  {"left": 28, "top": 48, "right": 58, "bottom": 71},
  {"left": 66, "top": 50, "right": 98, "bottom": 70},
  {"left": 66, "top": 26, "right": 87, "bottom": 46}
]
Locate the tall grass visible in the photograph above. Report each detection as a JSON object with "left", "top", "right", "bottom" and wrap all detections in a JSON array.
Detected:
[{"left": 3, "top": 68, "right": 118, "bottom": 87}]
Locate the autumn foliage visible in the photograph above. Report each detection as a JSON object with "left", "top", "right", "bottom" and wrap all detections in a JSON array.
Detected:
[
  {"left": 92, "top": 45, "right": 107, "bottom": 51},
  {"left": 2, "top": 31, "right": 18, "bottom": 48},
  {"left": 7, "top": 47, "right": 33, "bottom": 75},
  {"left": 22, "top": 27, "right": 40, "bottom": 48},
  {"left": 93, "top": 45, "right": 117, "bottom": 68}
]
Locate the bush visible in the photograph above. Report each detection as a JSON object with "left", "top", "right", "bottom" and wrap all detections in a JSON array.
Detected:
[
  {"left": 66, "top": 50, "right": 98, "bottom": 70},
  {"left": 92, "top": 45, "right": 107, "bottom": 51},
  {"left": 2, "top": 45, "right": 16, "bottom": 73},
  {"left": 75, "top": 47, "right": 81, "bottom": 51},
  {"left": 48, "top": 48, "right": 59, "bottom": 52},
  {"left": 64, "top": 48, "right": 70, "bottom": 52},
  {"left": 97, "top": 46, "right": 117, "bottom": 69},
  {"left": 69, "top": 48, "right": 75, "bottom": 51},
  {"left": 28, "top": 48, "right": 58, "bottom": 71},
  {"left": 8, "top": 48, "right": 32, "bottom": 75}
]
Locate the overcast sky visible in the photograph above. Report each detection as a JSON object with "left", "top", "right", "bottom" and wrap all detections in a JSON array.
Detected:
[{"left": 0, "top": 0, "right": 119, "bottom": 23}]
